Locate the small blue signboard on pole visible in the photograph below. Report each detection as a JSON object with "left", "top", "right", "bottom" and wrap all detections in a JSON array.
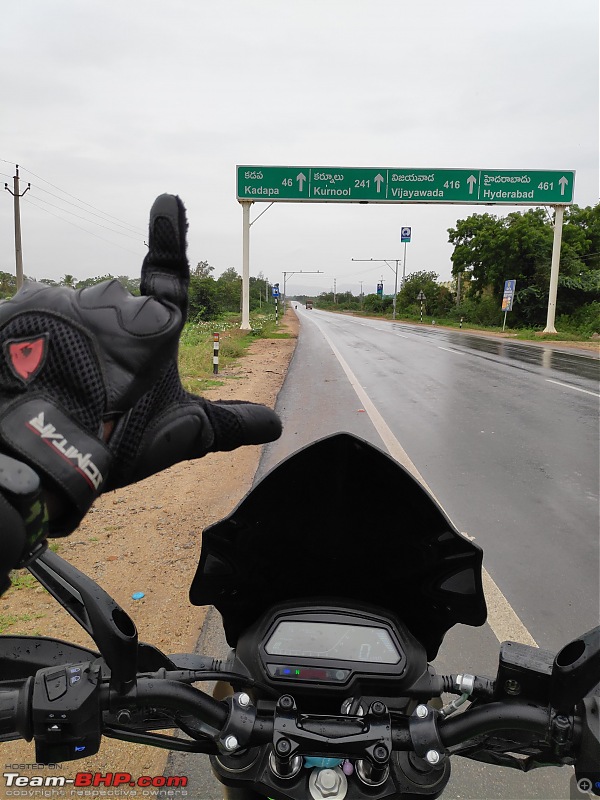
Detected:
[
  {"left": 401, "top": 226, "right": 412, "bottom": 243},
  {"left": 377, "top": 282, "right": 384, "bottom": 297},
  {"left": 502, "top": 279, "right": 516, "bottom": 330},
  {"left": 502, "top": 280, "right": 516, "bottom": 312},
  {"left": 272, "top": 283, "right": 279, "bottom": 298}
]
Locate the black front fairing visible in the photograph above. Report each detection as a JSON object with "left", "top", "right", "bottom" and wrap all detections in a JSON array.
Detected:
[{"left": 190, "top": 433, "right": 487, "bottom": 660}]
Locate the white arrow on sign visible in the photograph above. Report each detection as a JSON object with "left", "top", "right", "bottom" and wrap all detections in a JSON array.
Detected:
[
  {"left": 467, "top": 174, "right": 477, "bottom": 194},
  {"left": 374, "top": 173, "right": 384, "bottom": 193},
  {"left": 559, "top": 176, "right": 569, "bottom": 196},
  {"left": 297, "top": 172, "right": 306, "bottom": 191}
]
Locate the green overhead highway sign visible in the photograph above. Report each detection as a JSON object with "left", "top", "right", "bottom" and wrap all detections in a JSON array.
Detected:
[{"left": 237, "top": 166, "right": 575, "bottom": 205}]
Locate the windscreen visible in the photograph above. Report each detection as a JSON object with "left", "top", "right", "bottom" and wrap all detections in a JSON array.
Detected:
[{"left": 189, "top": 433, "right": 486, "bottom": 660}]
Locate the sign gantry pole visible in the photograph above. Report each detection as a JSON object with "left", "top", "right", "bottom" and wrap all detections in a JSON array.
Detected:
[
  {"left": 240, "top": 201, "right": 252, "bottom": 330},
  {"left": 543, "top": 206, "right": 566, "bottom": 334},
  {"left": 238, "top": 166, "right": 575, "bottom": 333}
]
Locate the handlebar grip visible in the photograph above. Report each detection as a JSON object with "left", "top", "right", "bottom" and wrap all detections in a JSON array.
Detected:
[{"left": 0, "top": 680, "right": 33, "bottom": 742}]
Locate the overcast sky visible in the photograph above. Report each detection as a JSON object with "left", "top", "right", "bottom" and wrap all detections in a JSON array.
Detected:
[{"left": 1, "top": 0, "right": 598, "bottom": 297}]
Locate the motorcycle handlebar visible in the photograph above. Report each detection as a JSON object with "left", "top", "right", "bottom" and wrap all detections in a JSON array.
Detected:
[
  {"left": 0, "top": 669, "right": 589, "bottom": 768},
  {"left": 0, "top": 679, "right": 33, "bottom": 742}
]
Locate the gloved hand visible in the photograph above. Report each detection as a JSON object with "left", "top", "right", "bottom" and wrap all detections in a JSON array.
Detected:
[
  {"left": 106, "top": 363, "right": 282, "bottom": 490},
  {"left": 0, "top": 195, "right": 190, "bottom": 541},
  {"left": 0, "top": 453, "right": 48, "bottom": 594},
  {"left": 105, "top": 205, "right": 282, "bottom": 487},
  {"left": 0, "top": 194, "right": 281, "bottom": 589}
]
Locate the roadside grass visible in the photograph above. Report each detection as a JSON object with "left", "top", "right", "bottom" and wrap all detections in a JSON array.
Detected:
[
  {"left": 179, "top": 312, "right": 287, "bottom": 392},
  {"left": 9, "top": 572, "right": 38, "bottom": 591},
  {"left": 0, "top": 612, "right": 45, "bottom": 633},
  {"left": 347, "top": 310, "right": 597, "bottom": 343}
]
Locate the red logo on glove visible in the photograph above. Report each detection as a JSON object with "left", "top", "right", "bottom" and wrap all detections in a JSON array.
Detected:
[{"left": 5, "top": 335, "right": 48, "bottom": 383}]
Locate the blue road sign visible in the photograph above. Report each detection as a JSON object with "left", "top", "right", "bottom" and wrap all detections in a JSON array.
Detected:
[
  {"left": 401, "top": 226, "right": 412, "bottom": 242},
  {"left": 502, "top": 279, "right": 516, "bottom": 311}
]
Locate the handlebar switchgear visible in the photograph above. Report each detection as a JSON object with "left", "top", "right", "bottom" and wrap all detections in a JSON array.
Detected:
[{"left": 31, "top": 662, "right": 102, "bottom": 763}]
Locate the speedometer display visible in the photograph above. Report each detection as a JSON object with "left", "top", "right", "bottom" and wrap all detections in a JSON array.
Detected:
[{"left": 265, "top": 621, "right": 401, "bottom": 664}]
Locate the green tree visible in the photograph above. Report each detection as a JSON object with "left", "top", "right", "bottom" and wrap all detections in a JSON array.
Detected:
[
  {"left": 249, "top": 274, "right": 271, "bottom": 310},
  {"left": 216, "top": 267, "right": 242, "bottom": 313},
  {"left": 398, "top": 271, "right": 453, "bottom": 317},
  {"left": 189, "top": 276, "right": 219, "bottom": 320},
  {"left": 194, "top": 260, "right": 215, "bottom": 278},
  {"left": 448, "top": 204, "right": 600, "bottom": 328},
  {"left": 0, "top": 271, "right": 17, "bottom": 299},
  {"left": 65, "top": 274, "right": 141, "bottom": 294}
]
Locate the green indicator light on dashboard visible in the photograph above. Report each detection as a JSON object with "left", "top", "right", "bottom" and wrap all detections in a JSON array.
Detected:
[{"left": 295, "top": 669, "right": 301, "bottom": 675}]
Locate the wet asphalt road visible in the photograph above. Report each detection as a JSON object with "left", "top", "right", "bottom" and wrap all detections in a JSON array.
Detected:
[
  {"left": 261, "top": 310, "right": 599, "bottom": 651},
  {"left": 162, "top": 310, "right": 599, "bottom": 800}
]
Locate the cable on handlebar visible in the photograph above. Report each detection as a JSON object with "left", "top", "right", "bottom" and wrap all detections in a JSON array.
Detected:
[
  {"left": 439, "top": 702, "right": 550, "bottom": 747},
  {"left": 131, "top": 678, "right": 228, "bottom": 732}
]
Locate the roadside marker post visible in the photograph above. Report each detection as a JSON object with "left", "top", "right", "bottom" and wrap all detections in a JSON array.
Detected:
[
  {"left": 417, "top": 290, "right": 426, "bottom": 323},
  {"left": 213, "top": 332, "right": 220, "bottom": 374},
  {"left": 273, "top": 283, "right": 280, "bottom": 326}
]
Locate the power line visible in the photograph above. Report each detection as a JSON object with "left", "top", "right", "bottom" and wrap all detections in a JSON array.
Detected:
[
  {"left": 27, "top": 184, "right": 145, "bottom": 235},
  {"left": 28, "top": 190, "right": 142, "bottom": 241},
  {"left": 19, "top": 164, "right": 146, "bottom": 233},
  {"left": 344, "top": 263, "right": 387, "bottom": 278},
  {"left": 23, "top": 196, "right": 144, "bottom": 256},
  {"left": 5, "top": 162, "right": 145, "bottom": 235}
]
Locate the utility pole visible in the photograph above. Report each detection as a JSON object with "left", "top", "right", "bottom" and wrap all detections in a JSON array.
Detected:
[
  {"left": 4, "top": 165, "right": 30, "bottom": 290},
  {"left": 333, "top": 277, "right": 337, "bottom": 303},
  {"left": 359, "top": 281, "right": 364, "bottom": 309}
]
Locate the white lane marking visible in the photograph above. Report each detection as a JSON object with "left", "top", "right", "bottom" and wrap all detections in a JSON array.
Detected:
[
  {"left": 482, "top": 571, "right": 538, "bottom": 647},
  {"left": 315, "top": 318, "right": 539, "bottom": 647},
  {"left": 546, "top": 379, "right": 600, "bottom": 397},
  {"left": 438, "top": 346, "right": 464, "bottom": 354}
]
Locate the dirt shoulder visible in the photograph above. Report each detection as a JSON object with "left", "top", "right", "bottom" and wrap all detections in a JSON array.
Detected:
[{"left": 1, "top": 311, "right": 300, "bottom": 782}]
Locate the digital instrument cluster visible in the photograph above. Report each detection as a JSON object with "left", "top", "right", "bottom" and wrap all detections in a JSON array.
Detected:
[{"left": 235, "top": 603, "right": 428, "bottom": 698}]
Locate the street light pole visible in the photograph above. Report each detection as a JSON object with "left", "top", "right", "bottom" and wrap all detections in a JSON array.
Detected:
[
  {"left": 392, "top": 259, "right": 399, "bottom": 320},
  {"left": 282, "top": 270, "right": 323, "bottom": 310},
  {"left": 351, "top": 258, "right": 401, "bottom": 319}
]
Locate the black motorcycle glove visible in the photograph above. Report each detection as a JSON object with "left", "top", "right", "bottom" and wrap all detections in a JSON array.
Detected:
[
  {"left": 0, "top": 194, "right": 189, "bottom": 539},
  {"left": 0, "top": 454, "right": 48, "bottom": 595},
  {"left": 103, "top": 195, "right": 282, "bottom": 489},
  {"left": 105, "top": 361, "right": 282, "bottom": 490}
]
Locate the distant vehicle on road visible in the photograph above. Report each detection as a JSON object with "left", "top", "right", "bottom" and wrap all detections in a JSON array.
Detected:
[{"left": 305, "top": 300, "right": 313, "bottom": 310}]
